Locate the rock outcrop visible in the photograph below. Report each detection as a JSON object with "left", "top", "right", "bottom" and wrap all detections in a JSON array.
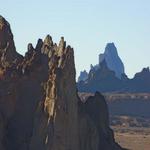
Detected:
[
  {"left": 99, "top": 43, "right": 125, "bottom": 79},
  {"left": 78, "top": 43, "right": 125, "bottom": 82},
  {"left": 0, "top": 16, "right": 123, "bottom": 150},
  {"left": 0, "top": 16, "right": 22, "bottom": 69},
  {"left": 78, "top": 70, "right": 88, "bottom": 82},
  {"left": 79, "top": 92, "right": 123, "bottom": 150},
  {"left": 130, "top": 67, "right": 150, "bottom": 92},
  {"left": 78, "top": 60, "right": 124, "bottom": 93},
  {"left": 78, "top": 57, "right": 150, "bottom": 93}
]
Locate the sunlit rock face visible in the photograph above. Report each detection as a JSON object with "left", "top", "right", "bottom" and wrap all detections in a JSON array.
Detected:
[
  {"left": 99, "top": 43, "right": 125, "bottom": 79},
  {"left": 0, "top": 16, "right": 123, "bottom": 150}
]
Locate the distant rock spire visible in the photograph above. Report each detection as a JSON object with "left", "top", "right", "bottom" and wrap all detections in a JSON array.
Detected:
[
  {"left": 78, "top": 70, "right": 88, "bottom": 82},
  {"left": 99, "top": 42, "right": 125, "bottom": 79}
]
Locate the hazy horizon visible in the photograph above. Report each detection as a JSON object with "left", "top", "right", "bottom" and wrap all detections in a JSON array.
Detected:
[{"left": 1, "top": 0, "right": 150, "bottom": 78}]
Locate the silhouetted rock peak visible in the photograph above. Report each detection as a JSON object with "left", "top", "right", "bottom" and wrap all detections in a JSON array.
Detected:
[
  {"left": 99, "top": 42, "right": 124, "bottom": 79},
  {"left": 78, "top": 42, "right": 125, "bottom": 83},
  {"left": 0, "top": 16, "right": 13, "bottom": 50},
  {"left": 35, "top": 38, "right": 43, "bottom": 52},
  {"left": 141, "top": 67, "right": 150, "bottom": 73},
  {"left": 105, "top": 43, "right": 118, "bottom": 56},
  {"left": 78, "top": 70, "right": 88, "bottom": 82},
  {"left": 0, "top": 16, "right": 22, "bottom": 68},
  {"left": 78, "top": 64, "right": 150, "bottom": 93},
  {"left": 27, "top": 43, "right": 34, "bottom": 51},
  {"left": 134, "top": 67, "right": 150, "bottom": 79},
  {"left": 77, "top": 43, "right": 150, "bottom": 93}
]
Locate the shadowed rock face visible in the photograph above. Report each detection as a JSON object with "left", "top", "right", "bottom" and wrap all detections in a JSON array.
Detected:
[
  {"left": 0, "top": 16, "right": 22, "bottom": 69},
  {"left": 79, "top": 92, "right": 124, "bottom": 150},
  {"left": 0, "top": 16, "right": 123, "bottom": 150},
  {"left": 78, "top": 60, "right": 150, "bottom": 93},
  {"left": 78, "top": 60, "right": 124, "bottom": 93}
]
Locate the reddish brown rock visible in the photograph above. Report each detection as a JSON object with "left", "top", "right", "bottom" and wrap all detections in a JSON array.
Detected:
[{"left": 0, "top": 16, "right": 124, "bottom": 150}]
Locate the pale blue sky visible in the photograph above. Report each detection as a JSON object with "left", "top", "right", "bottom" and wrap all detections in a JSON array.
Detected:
[{"left": 1, "top": 0, "right": 150, "bottom": 78}]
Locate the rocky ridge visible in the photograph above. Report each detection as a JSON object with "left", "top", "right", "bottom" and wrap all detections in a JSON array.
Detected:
[
  {"left": 0, "top": 16, "right": 124, "bottom": 150},
  {"left": 78, "top": 42, "right": 125, "bottom": 81},
  {"left": 78, "top": 59, "right": 150, "bottom": 93}
]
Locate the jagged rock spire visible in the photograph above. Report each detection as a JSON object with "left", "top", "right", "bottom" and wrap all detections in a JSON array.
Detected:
[
  {"left": 99, "top": 43, "right": 125, "bottom": 79},
  {"left": 0, "top": 15, "right": 22, "bottom": 68},
  {"left": 35, "top": 39, "right": 43, "bottom": 51},
  {"left": 43, "top": 34, "right": 53, "bottom": 47},
  {"left": 0, "top": 16, "right": 123, "bottom": 150}
]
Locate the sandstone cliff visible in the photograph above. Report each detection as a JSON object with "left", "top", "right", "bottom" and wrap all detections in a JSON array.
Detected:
[{"left": 0, "top": 16, "right": 123, "bottom": 150}]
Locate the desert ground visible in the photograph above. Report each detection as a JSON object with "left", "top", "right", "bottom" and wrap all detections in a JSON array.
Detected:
[{"left": 113, "top": 127, "right": 150, "bottom": 150}]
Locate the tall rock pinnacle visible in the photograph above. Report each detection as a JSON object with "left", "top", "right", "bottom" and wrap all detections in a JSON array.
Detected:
[{"left": 99, "top": 43, "right": 125, "bottom": 79}]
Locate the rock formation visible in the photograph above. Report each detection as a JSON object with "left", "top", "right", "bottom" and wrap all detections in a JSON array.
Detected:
[
  {"left": 99, "top": 43, "right": 125, "bottom": 79},
  {"left": 78, "top": 70, "right": 88, "bottom": 82},
  {"left": 78, "top": 60, "right": 124, "bottom": 93},
  {"left": 0, "top": 16, "right": 23, "bottom": 69},
  {"left": 0, "top": 16, "right": 123, "bottom": 150},
  {"left": 78, "top": 57, "right": 150, "bottom": 93},
  {"left": 79, "top": 92, "right": 123, "bottom": 150},
  {"left": 78, "top": 42, "right": 125, "bottom": 82}
]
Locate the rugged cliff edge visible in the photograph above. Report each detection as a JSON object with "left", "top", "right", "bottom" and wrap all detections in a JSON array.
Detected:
[{"left": 0, "top": 16, "right": 124, "bottom": 150}]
